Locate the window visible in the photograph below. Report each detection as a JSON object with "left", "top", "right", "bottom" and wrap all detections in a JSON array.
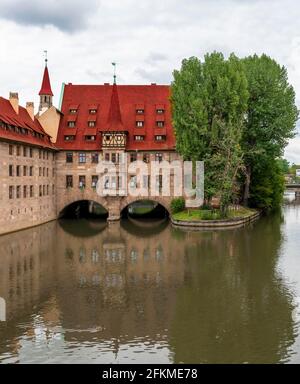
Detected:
[
  {"left": 47, "top": 168, "right": 49, "bottom": 177},
  {"left": 143, "top": 153, "right": 150, "bottom": 163},
  {"left": 155, "top": 135, "right": 166, "bottom": 141},
  {"left": 66, "top": 152, "right": 73, "bottom": 163},
  {"left": 23, "top": 186, "right": 27, "bottom": 198},
  {"left": 47, "top": 185, "right": 49, "bottom": 195},
  {"left": 43, "top": 167, "right": 45, "bottom": 177},
  {"left": 9, "top": 186, "right": 13, "bottom": 199},
  {"left": 105, "top": 153, "right": 110, "bottom": 162},
  {"left": 118, "top": 176, "right": 122, "bottom": 189},
  {"left": 79, "top": 176, "right": 86, "bottom": 188},
  {"left": 30, "top": 148, "right": 33, "bottom": 158},
  {"left": 39, "top": 149, "right": 41, "bottom": 159},
  {"left": 16, "top": 146, "right": 20, "bottom": 156},
  {"left": 30, "top": 166, "right": 33, "bottom": 176},
  {"left": 43, "top": 185, "right": 45, "bottom": 196},
  {"left": 111, "top": 153, "right": 117, "bottom": 163},
  {"left": 79, "top": 153, "right": 86, "bottom": 163},
  {"left": 23, "top": 147, "right": 27, "bottom": 157},
  {"left": 64, "top": 135, "right": 75, "bottom": 141},
  {"left": 89, "top": 109, "right": 97, "bottom": 114},
  {"left": 9, "top": 145, "right": 13, "bottom": 155},
  {"left": 134, "top": 135, "right": 144, "bottom": 141},
  {"left": 130, "top": 153, "right": 137, "bottom": 163},
  {"left": 136, "top": 121, "right": 144, "bottom": 127},
  {"left": 156, "top": 121, "right": 164, "bottom": 127},
  {"left": 136, "top": 109, "right": 144, "bottom": 114},
  {"left": 155, "top": 153, "right": 163, "bottom": 162},
  {"left": 143, "top": 175, "right": 150, "bottom": 188},
  {"left": 39, "top": 185, "right": 42, "bottom": 197},
  {"left": 92, "top": 175, "right": 98, "bottom": 188},
  {"left": 23, "top": 166, "right": 27, "bottom": 176},
  {"left": 16, "top": 165, "right": 20, "bottom": 177},
  {"left": 156, "top": 109, "right": 164, "bottom": 114},
  {"left": 16, "top": 186, "right": 21, "bottom": 198},
  {"left": 91, "top": 153, "right": 99, "bottom": 163},
  {"left": 67, "top": 121, "right": 75, "bottom": 127},
  {"left": 43, "top": 151, "right": 46, "bottom": 160},
  {"left": 130, "top": 175, "right": 137, "bottom": 188},
  {"left": 30, "top": 186, "right": 34, "bottom": 197},
  {"left": 85, "top": 135, "right": 96, "bottom": 141},
  {"left": 66, "top": 175, "right": 73, "bottom": 188},
  {"left": 88, "top": 121, "right": 96, "bottom": 127},
  {"left": 39, "top": 167, "right": 42, "bottom": 177},
  {"left": 69, "top": 109, "right": 77, "bottom": 114},
  {"left": 9, "top": 165, "right": 13, "bottom": 176}
]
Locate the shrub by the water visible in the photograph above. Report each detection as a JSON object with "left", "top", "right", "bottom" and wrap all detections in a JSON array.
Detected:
[{"left": 170, "top": 197, "right": 185, "bottom": 214}]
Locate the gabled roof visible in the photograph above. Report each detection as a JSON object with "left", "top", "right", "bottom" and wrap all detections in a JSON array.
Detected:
[
  {"left": 39, "top": 66, "right": 53, "bottom": 96},
  {"left": 0, "top": 96, "right": 55, "bottom": 148},
  {"left": 56, "top": 83, "right": 175, "bottom": 151}
]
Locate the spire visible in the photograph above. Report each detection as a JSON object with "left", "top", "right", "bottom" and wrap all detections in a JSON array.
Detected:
[
  {"left": 39, "top": 51, "right": 53, "bottom": 96},
  {"left": 112, "top": 62, "right": 117, "bottom": 84},
  {"left": 106, "top": 83, "right": 124, "bottom": 131}
]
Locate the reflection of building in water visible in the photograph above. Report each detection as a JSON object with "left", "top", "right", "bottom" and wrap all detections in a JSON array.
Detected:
[
  {"left": 55, "top": 220, "right": 185, "bottom": 344},
  {"left": 0, "top": 221, "right": 57, "bottom": 320}
]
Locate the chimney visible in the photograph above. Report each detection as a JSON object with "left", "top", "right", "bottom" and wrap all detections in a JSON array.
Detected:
[
  {"left": 9, "top": 92, "right": 19, "bottom": 114},
  {"left": 26, "top": 102, "right": 34, "bottom": 121}
]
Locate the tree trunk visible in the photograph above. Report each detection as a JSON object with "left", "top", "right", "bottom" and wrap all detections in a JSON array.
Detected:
[{"left": 243, "top": 165, "right": 251, "bottom": 206}]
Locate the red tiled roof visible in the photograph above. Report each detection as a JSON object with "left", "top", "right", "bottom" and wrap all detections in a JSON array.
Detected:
[
  {"left": 56, "top": 83, "right": 175, "bottom": 151},
  {"left": 0, "top": 97, "right": 55, "bottom": 149},
  {"left": 39, "top": 66, "right": 53, "bottom": 96}
]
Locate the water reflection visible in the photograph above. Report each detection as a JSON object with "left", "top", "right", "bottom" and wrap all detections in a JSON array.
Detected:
[{"left": 0, "top": 206, "right": 299, "bottom": 363}]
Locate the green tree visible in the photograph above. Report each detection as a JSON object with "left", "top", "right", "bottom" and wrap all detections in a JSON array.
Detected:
[
  {"left": 241, "top": 54, "right": 298, "bottom": 206},
  {"left": 171, "top": 52, "right": 248, "bottom": 215}
]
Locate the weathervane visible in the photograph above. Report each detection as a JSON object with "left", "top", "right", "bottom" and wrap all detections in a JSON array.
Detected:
[
  {"left": 112, "top": 62, "right": 117, "bottom": 84},
  {"left": 44, "top": 50, "right": 48, "bottom": 66}
]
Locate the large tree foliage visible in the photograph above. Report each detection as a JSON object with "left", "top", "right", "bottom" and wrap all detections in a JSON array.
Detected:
[
  {"left": 171, "top": 52, "right": 298, "bottom": 212},
  {"left": 241, "top": 54, "right": 298, "bottom": 205},
  {"left": 171, "top": 52, "right": 248, "bottom": 214}
]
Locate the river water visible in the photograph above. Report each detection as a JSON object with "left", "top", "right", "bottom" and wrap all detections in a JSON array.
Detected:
[{"left": 0, "top": 196, "right": 299, "bottom": 364}]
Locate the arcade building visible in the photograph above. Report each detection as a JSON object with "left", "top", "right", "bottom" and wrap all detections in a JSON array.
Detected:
[{"left": 0, "top": 61, "right": 181, "bottom": 235}]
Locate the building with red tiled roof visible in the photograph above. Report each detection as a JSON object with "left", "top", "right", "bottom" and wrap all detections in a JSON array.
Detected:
[
  {"left": 56, "top": 82, "right": 175, "bottom": 152},
  {"left": 0, "top": 62, "right": 182, "bottom": 235}
]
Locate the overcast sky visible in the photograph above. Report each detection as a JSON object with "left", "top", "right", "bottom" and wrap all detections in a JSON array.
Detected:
[{"left": 0, "top": 0, "right": 300, "bottom": 162}]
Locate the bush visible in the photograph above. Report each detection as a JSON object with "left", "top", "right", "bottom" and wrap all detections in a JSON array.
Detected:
[{"left": 170, "top": 197, "right": 185, "bottom": 214}]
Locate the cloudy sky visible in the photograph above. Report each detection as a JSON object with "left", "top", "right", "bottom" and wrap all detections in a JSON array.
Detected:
[{"left": 0, "top": 0, "right": 300, "bottom": 162}]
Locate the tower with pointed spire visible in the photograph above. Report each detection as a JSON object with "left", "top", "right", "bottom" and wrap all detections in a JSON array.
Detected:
[{"left": 39, "top": 51, "right": 53, "bottom": 113}]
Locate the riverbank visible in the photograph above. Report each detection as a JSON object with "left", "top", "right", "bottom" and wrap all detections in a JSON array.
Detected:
[{"left": 171, "top": 206, "right": 261, "bottom": 229}]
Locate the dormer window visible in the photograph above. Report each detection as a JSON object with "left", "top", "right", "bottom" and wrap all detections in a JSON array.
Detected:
[
  {"left": 64, "top": 135, "right": 75, "bottom": 141},
  {"left": 89, "top": 109, "right": 97, "bottom": 114},
  {"left": 156, "top": 121, "right": 164, "bottom": 127},
  {"left": 136, "top": 109, "right": 144, "bottom": 114},
  {"left": 85, "top": 135, "right": 96, "bottom": 141},
  {"left": 88, "top": 121, "right": 96, "bottom": 127},
  {"left": 155, "top": 135, "right": 166, "bottom": 141},
  {"left": 136, "top": 121, "right": 144, "bottom": 127},
  {"left": 134, "top": 135, "right": 145, "bottom": 141},
  {"left": 67, "top": 121, "right": 76, "bottom": 128},
  {"left": 69, "top": 109, "right": 77, "bottom": 114},
  {"left": 156, "top": 109, "right": 164, "bottom": 114}
]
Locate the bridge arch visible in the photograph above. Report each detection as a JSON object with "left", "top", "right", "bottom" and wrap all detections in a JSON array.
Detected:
[
  {"left": 120, "top": 197, "right": 171, "bottom": 219},
  {"left": 58, "top": 199, "right": 108, "bottom": 219}
]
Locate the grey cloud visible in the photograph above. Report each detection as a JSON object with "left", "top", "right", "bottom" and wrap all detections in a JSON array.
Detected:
[{"left": 0, "top": 0, "right": 100, "bottom": 32}]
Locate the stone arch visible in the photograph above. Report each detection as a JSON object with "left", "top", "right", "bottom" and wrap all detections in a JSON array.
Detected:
[
  {"left": 120, "top": 196, "right": 171, "bottom": 217},
  {"left": 58, "top": 199, "right": 109, "bottom": 219}
]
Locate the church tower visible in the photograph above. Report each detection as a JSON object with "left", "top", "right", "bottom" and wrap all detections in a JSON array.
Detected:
[{"left": 38, "top": 53, "right": 53, "bottom": 113}]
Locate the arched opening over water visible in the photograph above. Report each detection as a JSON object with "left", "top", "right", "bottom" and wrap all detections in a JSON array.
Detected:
[
  {"left": 59, "top": 200, "right": 108, "bottom": 220},
  {"left": 121, "top": 199, "right": 169, "bottom": 220}
]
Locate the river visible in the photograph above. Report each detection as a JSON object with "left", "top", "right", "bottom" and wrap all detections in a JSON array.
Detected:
[{"left": 0, "top": 196, "right": 299, "bottom": 363}]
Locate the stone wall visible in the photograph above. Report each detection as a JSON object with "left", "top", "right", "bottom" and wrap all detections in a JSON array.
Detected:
[{"left": 0, "top": 141, "right": 57, "bottom": 235}]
